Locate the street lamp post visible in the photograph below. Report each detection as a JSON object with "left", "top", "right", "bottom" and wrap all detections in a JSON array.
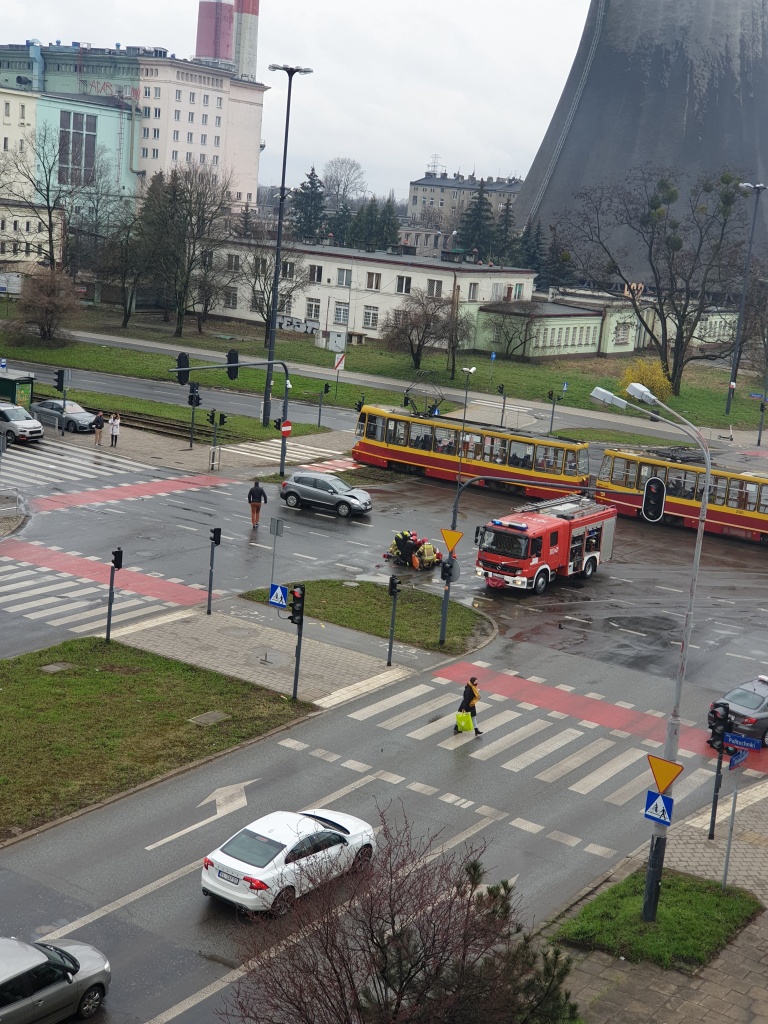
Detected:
[
  {"left": 726, "top": 182, "right": 766, "bottom": 415},
  {"left": 452, "top": 367, "right": 476, "bottom": 530},
  {"left": 591, "top": 384, "right": 711, "bottom": 921},
  {"left": 262, "top": 63, "right": 313, "bottom": 428}
]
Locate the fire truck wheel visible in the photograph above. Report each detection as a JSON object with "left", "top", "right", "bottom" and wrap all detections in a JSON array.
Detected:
[
  {"left": 581, "top": 559, "right": 596, "bottom": 579},
  {"left": 533, "top": 571, "right": 549, "bottom": 595}
]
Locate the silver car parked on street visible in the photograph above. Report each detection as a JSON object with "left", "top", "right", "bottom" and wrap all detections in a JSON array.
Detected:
[
  {"left": 0, "top": 936, "right": 111, "bottom": 1022},
  {"left": 30, "top": 399, "right": 95, "bottom": 433},
  {"left": 280, "top": 473, "right": 373, "bottom": 517}
]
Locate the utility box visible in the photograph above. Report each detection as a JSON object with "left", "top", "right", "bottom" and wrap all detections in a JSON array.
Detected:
[{"left": 0, "top": 368, "right": 35, "bottom": 409}]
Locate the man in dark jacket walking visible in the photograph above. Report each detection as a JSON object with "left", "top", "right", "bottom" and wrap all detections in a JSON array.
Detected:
[
  {"left": 247, "top": 479, "right": 268, "bottom": 528},
  {"left": 454, "top": 675, "right": 482, "bottom": 736}
]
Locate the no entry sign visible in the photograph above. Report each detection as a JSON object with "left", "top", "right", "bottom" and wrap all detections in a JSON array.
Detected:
[{"left": 281, "top": 420, "right": 292, "bottom": 437}]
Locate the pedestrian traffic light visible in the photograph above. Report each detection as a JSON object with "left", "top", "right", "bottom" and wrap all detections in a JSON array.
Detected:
[
  {"left": 388, "top": 575, "right": 401, "bottom": 597},
  {"left": 206, "top": 410, "right": 216, "bottom": 425},
  {"left": 226, "top": 349, "right": 239, "bottom": 380},
  {"left": 761, "top": 402, "right": 766, "bottom": 414},
  {"left": 497, "top": 384, "right": 504, "bottom": 395},
  {"left": 210, "top": 527, "right": 222, "bottom": 546},
  {"left": 402, "top": 392, "right": 410, "bottom": 407},
  {"left": 176, "top": 352, "right": 190, "bottom": 386},
  {"left": 440, "top": 559, "right": 452, "bottom": 582},
  {"left": 323, "top": 382, "right": 330, "bottom": 394},
  {"left": 708, "top": 701, "right": 730, "bottom": 750},
  {"left": 218, "top": 412, "right": 227, "bottom": 426},
  {"left": 354, "top": 399, "right": 364, "bottom": 412},
  {"left": 273, "top": 418, "right": 282, "bottom": 431},
  {"left": 188, "top": 382, "right": 201, "bottom": 407},
  {"left": 548, "top": 389, "right": 554, "bottom": 401},
  {"left": 288, "top": 584, "right": 305, "bottom": 626},
  {"left": 54, "top": 369, "right": 65, "bottom": 391},
  {"left": 111, "top": 547, "right": 123, "bottom": 570},
  {"left": 642, "top": 476, "right": 666, "bottom": 523}
]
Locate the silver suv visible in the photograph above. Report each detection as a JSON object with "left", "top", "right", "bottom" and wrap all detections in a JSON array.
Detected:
[
  {"left": 0, "top": 403, "right": 44, "bottom": 443},
  {"left": 0, "top": 936, "right": 111, "bottom": 1022},
  {"left": 280, "top": 473, "right": 373, "bottom": 517}
]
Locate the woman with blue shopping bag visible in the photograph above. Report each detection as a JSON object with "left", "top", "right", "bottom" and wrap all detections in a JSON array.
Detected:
[{"left": 454, "top": 676, "right": 482, "bottom": 736}]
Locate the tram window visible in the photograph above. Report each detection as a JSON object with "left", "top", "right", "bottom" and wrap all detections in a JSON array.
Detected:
[
  {"left": 535, "top": 445, "right": 563, "bottom": 473},
  {"left": 708, "top": 476, "right": 727, "bottom": 505},
  {"left": 578, "top": 449, "right": 590, "bottom": 475},
  {"left": 409, "top": 424, "right": 433, "bottom": 449},
  {"left": 727, "top": 478, "right": 758, "bottom": 511},
  {"left": 355, "top": 413, "right": 365, "bottom": 437},
  {"left": 508, "top": 440, "right": 534, "bottom": 468},
  {"left": 610, "top": 458, "right": 629, "bottom": 485},
  {"left": 679, "top": 471, "right": 698, "bottom": 499},
  {"left": 459, "top": 431, "right": 482, "bottom": 459},
  {"left": 598, "top": 455, "right": 612, "bottom": 480},
  {"left": 759, "top": 485, "right": 768, "bottom": 514},
  {"left": 386, "top": 418, "right": 408, "bottom": 446},
  {"left": 365, "top": 414, "right": 384, "bottom": 441},
  {"left": 667, "top": 468, "right": 686, "bottom": 496},
  {"left": 639, "top": 464, "right": 664, "bottom": 488},
  {"left": 433, "top": 426, "right": 458, "bottom": 455},
  {"left": 483, "top": 436, "right": 508, "bottom": 463}
]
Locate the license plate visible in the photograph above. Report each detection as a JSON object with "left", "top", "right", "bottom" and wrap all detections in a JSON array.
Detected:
[{"left": 218, "top": 870, "right": 239, "bottom": 885}]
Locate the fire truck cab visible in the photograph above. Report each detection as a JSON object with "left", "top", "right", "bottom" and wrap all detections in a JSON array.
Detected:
[{"left": 475, "top": 496, "right": 617, "bottom": 594}]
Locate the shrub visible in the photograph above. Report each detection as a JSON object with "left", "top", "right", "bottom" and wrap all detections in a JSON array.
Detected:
[{"left": 618, "top": 357, "right": 673, "bottom": 402}]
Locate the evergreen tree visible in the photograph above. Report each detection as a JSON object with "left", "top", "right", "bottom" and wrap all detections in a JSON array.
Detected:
[
  {"left": 289, "top": 166, "right": 326, "bottom": 241},
  {"left": 378, "top": 194, "right": 401, "bottom": 249},
  {"left": 348, "top": 196, "right": 380, "bottom": 248},
  {"left": 493, "top": 200, "right": 519, "bottom": 265},
  {"left": 538, "top": 229, "right": 577, "bottom": 291},
  {"left": 520, "top": 221, "right": 545, "bottom": 277},
  {"left": 326, "top": 202, "right": 353, "bottom": 246},
  {"left": 457, "top": 181, "right": 495, "bottom": 260}
]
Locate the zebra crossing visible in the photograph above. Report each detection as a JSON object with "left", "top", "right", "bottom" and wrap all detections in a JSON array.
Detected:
[
  {"left": 0, "top": 560, "right": 182, "bottom": 636},
  {"left": 222, "top": 438, "right": 344, "bottom": 465},
  {"left": 345, "top": 677, "right": 728, "bottom": 808},
  {"left": 0, "top": 438, "right": 154, "bottom": 494}
]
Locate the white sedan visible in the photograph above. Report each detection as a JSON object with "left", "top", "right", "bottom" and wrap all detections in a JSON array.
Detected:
[{"left": 201, "top": 808, "right": 375, "bottom": 915}]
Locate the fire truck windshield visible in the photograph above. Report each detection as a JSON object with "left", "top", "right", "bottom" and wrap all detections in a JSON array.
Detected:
[{"left": 480, "top": 529, "right": 529, "bottom": 559}]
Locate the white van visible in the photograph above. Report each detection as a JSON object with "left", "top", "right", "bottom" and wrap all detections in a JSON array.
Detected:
[{"left": 0, "top": 402, "right": 44, "bottom": 443}]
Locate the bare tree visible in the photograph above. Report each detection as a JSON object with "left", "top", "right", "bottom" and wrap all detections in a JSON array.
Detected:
[
  {"left": 381, "top": 288, "right": 451, "bottom": 370},
  {"left": 222, "top": 811, "right": 578, "bottom": 1024},
  {"left": 322, "top": 156, "right": 366, "bottom": 211},
  {"left": 189, "top": 251, "right": 238, "bottom": 333},
  {"left": 483, "top": 303, "right": 540, "bottom": 358},
  {"left": 99, "top": 206, "right": 150, "bottom": 328},
  {"left": 138, "top": 165, "right": 235, "bottom": 337},
  {"left": 238, "top": 239, "right": 309, "bottom": 345},
  {"left": 14, "top": 270, "right": 78, "bottom": 340},
  {"left": 558, "top": 166, "right": 747, "bottom": 394},
  {"left": 68, "top": 149, "right": 128, "bottom": 278}
]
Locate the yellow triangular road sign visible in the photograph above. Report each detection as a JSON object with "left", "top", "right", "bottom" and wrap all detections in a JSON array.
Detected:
[
  {"left": 440, "top": 529, "right": 464, "bottom": 554},
  {"left": 647, "top": 754, "right": 683, "bottom": 794}
]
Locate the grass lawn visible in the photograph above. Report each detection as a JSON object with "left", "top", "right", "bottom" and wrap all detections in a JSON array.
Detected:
[
  {"left": 554, "top": 869, "right": 763, "bottom": 971},
  {"left": 0, "top": 639, "right": 312, "bottom": 840},
  {"left": 241, "top": 579, "right": 491, "bottom": 656},
  {"left": 552, "top": 428, "right": 697, "bottom": 448}
]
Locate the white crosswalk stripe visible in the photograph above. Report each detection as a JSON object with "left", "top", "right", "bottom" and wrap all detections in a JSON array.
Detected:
[
  {"left": 0, "top": 438, "right": 154, "bottom": 491},
  {"left": 222, "top": 439, "right": 344, "bottom": 465},
  {"left": 346, "top": 686, "right": 719, "bottom": 807}
]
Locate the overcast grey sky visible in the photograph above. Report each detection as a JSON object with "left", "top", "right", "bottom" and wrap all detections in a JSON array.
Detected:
[{"left": 6, "top": 0, "right": 592, "bottom": 195}]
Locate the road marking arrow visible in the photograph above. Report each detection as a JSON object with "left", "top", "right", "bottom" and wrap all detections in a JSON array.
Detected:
[{"left": 145, "top": 780, "right": 258, "bottom": 851}]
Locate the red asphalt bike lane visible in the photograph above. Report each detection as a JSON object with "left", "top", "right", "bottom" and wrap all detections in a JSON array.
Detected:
[
  {"left": 444, "top": 661, "right": 768, "bottom": 770},
  {"left": 31, "top": 474, "right": 235, "bottom": 513},
  {"left": 0, "top": 540, "right": 208, "bottom": 605}
]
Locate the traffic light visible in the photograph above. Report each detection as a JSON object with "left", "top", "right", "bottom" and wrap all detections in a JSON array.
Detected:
[
  {"left": 708, "top": 701, "right": 730, "bottom": 750},
  {"left": 210, "top": 527, "right": 222, "bottom": 546},
  {"left": 323, "top": 382, "right": 330, "bottom": 394},
  {"left": 497, "top": 384, "right": 504, "bottom": 395},
  {"left": 642, "top": 476, "right": 666, "bottom": 523},
  {"left": 188, "top": 382, "right": 201, "bottom": 407},
  {"left": 440, "top": 559, "right": 452, "bottom": 582},
  {"left": 226, "top": 349, "right": 239, "bottom": 380},
  {"left": 288, "top": 584, "right": 305, "bottom": 626},
  {"left": 111, "top": 547, "right": 123, "bottom": 571},
  {"left": 547, "top": 389, "right": 554, "bottom": 401},
  {"left": 388, "top": 575, "right": 401, "bottom": 597},
  {"left": 176, "top": 352, "right": 190, "bottom": 386},
  {"left": 218, "top": 412, "right": 227, "bottom": 426},
  {"left": 402, "top": 392, "right": 410, "bottom": 407},
  {"left": 354, "top": 399, "right": 364, "bottom": 412},
  {"left": 206, "top": 410, "right": 216, "bottom": 425},
  {"left": 273, "top": 418, "right": 282, "bottom": 431},
  {"left": 761, "top": 402, "right": 766, "bottom": 413},
  {"left": 54, "top": 369, "right": 65, "bottom": 391}
]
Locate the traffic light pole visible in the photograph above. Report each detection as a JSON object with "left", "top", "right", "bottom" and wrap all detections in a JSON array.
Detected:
[
  {"left": 708, "top": 745, "right": 726, "bottom": 840},
  {"left": 387, "top": 582, "right": 399, "bottom": 667},
  {"left": 105, "top": 546, "right": 122, "bottom": 642},
  {"left": 292, "top": 621, "right": 303, "bottom": 701},
  {"left": 207, "top": 527, "right": 221, "bottom": 615}
]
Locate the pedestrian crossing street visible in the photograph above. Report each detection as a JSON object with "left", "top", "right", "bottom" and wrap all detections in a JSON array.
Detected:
[
  {"left": 222, "top": 438, "right": 344, "bottom": 466},
  {"left": 0, "top": 438, "right": 153, "bottom": 493},
  {"left": 0, "top": 559, "right": 188, "bottom": 636}
]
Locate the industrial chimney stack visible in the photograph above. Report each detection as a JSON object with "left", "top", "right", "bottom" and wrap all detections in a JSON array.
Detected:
[{"left": 194, "top": 0, "right": 259, "bottom": 79}]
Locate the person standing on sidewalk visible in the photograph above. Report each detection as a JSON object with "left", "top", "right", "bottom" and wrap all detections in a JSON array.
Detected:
[
  {"left": 248, "top": 478, "right": 268, "bottom": 528},
  {"left": 454, "top": 675, "right": 482, "bottom": 736},
  {"left": 108, "top": 413, "right": 120, "bottom": 448},
  {"left": 92, "top": 411, "right": 104, "bottom": 446}
]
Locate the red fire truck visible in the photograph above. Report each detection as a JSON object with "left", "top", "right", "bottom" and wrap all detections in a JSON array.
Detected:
[{"left": 474, "top": 496, "right": 617, "bottom": 594}]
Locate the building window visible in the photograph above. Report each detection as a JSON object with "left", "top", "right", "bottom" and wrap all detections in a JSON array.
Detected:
[
  {"left": 363, "top": 305, "right": 379, "bottom": 329},
  {"left": 278, "top": 297, "right": 293, "bottom": 315},
  {"left": 172, "top": 130, "right": 179, "bottom": 141},
  {"left": 188, "top": 112, "right": 194, "bottom": 123},
  {"left": 186, "top": 152, "right": 193, "bottom": 162},
  {"left": 396, "top": 275, "right": 411, "bottom": 294},
  {"left": 187, "top": 132, "right": 193, "bottom": 143},
  {"left": 215, "top": 115, "right": 221, "bottom": 127},
  {"left": 142, "top": 105, "right": 151, "bottom": 118},
  {"left": 439, "top": 198, "right": 445, "bottom": 207},
  {"left": 141, "top": 147, "right": 148, "bottom": 158},
  {"left": 223, "top": 287, "right": 238, "bottom": 309},
  {"left": 236, "top": 191, "right": 242, "bottom": 200},
  {"left": 468, "top": 283, "right": 478, "bottom": 302},
  {"left": 3, "top": 102, "right": 9, "bottom": 116},
  {"left": 246, "top": 192, "right": 252, "bottom": 201},
  {"left": 366, "top": 272, "right": 381, "bottom": 290},
  {"left": 174, "top": 110, "right": 180, "bottom": 121},
  {"left": 411, "top": 196, "right": 417, "bottom": 206},
  {"left": 199, "top": 154, "right": 206, "bottom": 163},
  {"left": 334, "top": 301, "right": 349, "bottom": 324},
  {"left": 152, "top": 148, "right": 159, "bottom": 159},
  {"left": 306, "top": 298, "right": 320, "bottom": 320},
  {"left": 214, "top": 135, "right": 220, "bottom": 146},
  {"left": 212, "top": 155, "right": 219, "bottom": 165},
  {"left": 337, "top": 268, "right": 352, "bottom": 287},
  {"left": 201, "top": 134, "right": 207, "bottom": 145},
  {"left": 216, "top": 96, "right": 223, "bottom": 108},
  {"left": 153, "top": 128, "right": 160, "bottom": 139},
  {"left": 227, "top": 253, "right": 240, "bottom": 271},
  {"left": 142, "top": 127, "right": 150, "bottom": 138},
  {"left": 2, "top": 138, "right": 7, "bottom": 151},
  {"left": 175, "top": 89, "right": 182, "bottom": 101},
  {"left": 309, "top": 264, "right": 323, "bottom": 283},
  {"left": 202, "top": 113, "right": 208, "bottom": 125},
  {"left": 154, "top": 107, "right": 161, "bottom": 118},
  {"left": 154, "top": 87, "right": 161, "bottom": 98},
  {"left": 144, "top": 86, "right": 151, "bottom": 98},
  {"left": 514, "top": 283, "right": 523, "bottom": 300},
  {"left": 203, "top": 94, "right": 209, "bottom": 106},
  {"left": 19, "top": 104, "right": 25, "bottom": 119},
  {"left": 282, "top": 261, "right": 295, "bottom": 279},
  {"left": 491, "top": 283, "right": 504, "bottom": 301},
  {"left": 58, "top": 110, "right": 97, "bottom": 184},
  {"left": 614, "top": 323, "right": 630, "bottom": 346},
  {"left": 171, "top": 150, "right": 178, "bottom": 160},
  {"left": 189, "top": 91, "right": 196, "bottom": 103},
  {"left": 427, "top": 279, "right": 442, "bottom": 298}
]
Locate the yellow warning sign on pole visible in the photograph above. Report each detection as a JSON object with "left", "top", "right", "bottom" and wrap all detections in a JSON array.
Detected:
[
  {"left": 440, "top": 529, "right": 464, "bottom": 554},
  {"left": 647, "top": 754, "right": 684, "bottom": 794}
]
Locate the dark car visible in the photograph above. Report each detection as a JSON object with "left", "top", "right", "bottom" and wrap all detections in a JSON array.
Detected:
[
  {"left": 280, "top": 473, "right": 372, "bottom": 517},
  {"left": 708, "top": 675, "right": 768, "bottom": 746},
  {"left": 30, "top": 399, "right": 95, "bottom": 433}
]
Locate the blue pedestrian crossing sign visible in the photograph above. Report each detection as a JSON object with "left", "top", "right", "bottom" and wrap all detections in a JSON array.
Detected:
[
  {"left": 644, "top": 790, "right": 673, "bottom": 826},
  {"left": 269, "top": 584, "right": 288, "bottom": 608}
]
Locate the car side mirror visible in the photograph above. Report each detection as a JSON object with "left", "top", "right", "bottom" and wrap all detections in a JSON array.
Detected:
[{"left": 66, "top": 972, "right": 74, "bottom": 984}]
